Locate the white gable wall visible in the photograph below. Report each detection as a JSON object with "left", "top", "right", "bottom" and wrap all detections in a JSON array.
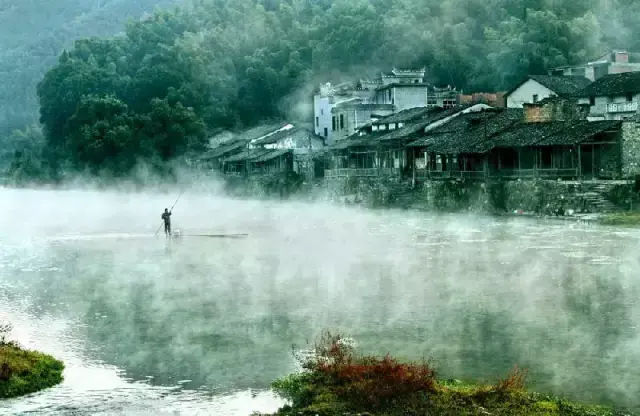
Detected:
[{"left": 506, "top": 79, "right": 556, "bottom": 108}]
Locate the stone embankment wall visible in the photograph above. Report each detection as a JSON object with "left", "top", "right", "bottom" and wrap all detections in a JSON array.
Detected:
[
  {"left": 321, "top": 177, "right": 639, "bottom": 214},
  {"left": 223, "top": 171, "right": 638, "bottom": 214}
]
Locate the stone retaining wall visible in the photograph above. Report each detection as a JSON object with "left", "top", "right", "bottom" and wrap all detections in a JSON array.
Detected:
[{"left": 224, "top": 173, "right": 639, "bottom": 215}]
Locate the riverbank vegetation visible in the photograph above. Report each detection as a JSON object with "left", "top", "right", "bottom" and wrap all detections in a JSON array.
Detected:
[
  {"left": 0, "top": 323, "right": 64, "bottom": 399},
  {"left": 262, "top": 332, "right": 629, "bottom": 416}
]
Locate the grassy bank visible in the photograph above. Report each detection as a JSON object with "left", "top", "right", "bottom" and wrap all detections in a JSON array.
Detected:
[
  {"left": 0, "top": 325, "right": 64, "bottom": 399},
  {"left": 600, "top": 212, "right": 640, "bottom": 227},
  {"left": 260, "top": 333, "right": 630, "bottom": 416}
]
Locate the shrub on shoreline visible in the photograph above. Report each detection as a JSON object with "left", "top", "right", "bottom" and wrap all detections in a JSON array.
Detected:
[
  {"left": 264, "top": 332, "right": 631, "bottom": 416},
  {"left": 0, "top": 323, "right": 64, "bottom": 399}
]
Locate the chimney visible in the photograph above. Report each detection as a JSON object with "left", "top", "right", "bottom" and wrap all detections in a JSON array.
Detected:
[
  {"left": 614, "top": 51, "right": 629, "bottom": 64},
  {"left": 523, "top": 97, "right": 589, "bottom": 123},
  {"left": 523, "top": 102, "right": 549, "bottom": 123}
]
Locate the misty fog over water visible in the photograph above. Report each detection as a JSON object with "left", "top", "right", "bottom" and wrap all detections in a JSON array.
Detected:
[{"left": 1, "top": 186, "right": 640, "bottom": 414}]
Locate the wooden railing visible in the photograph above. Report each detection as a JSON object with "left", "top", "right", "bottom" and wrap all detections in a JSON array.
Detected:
[
  {"left": 419, "top": 170, "right": 487, "bottom": 180},
  {"left": 493, "top": 168, "right": 579, "bottom": 179},
  {"left": 415, "top": 168, "right": 580, "bottom": 180},
  {"left": 325, "top": 168, "right": 401, "bottom": 178}
]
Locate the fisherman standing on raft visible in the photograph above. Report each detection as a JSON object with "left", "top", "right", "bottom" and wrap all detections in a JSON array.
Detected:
[{"left": 161, "top": 208, "right": 172, "bottom": 236}]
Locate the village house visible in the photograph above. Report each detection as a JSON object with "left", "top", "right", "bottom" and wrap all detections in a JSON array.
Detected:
[
  {"left": 324, "top": 104, "right": 490, "bottom": 180},
  {"left": 505, "top": 75, "right": 592, "bottom": 108},
  {"left": 577, "top": 71, "right": 640, "bottom": 121},
  {"left": 369, "top": 68, "right": 458, "bottom": 110},
  {"left": 313, "top": 82, "right": 372, "bottom": 142},
  {"left": 314, "top": 68, "right": 460, "bottom": 144},
  {"left": 216, "top": 123, "right": 326, "bottom": 181},
  {"left": 330, "top": 102, "right": 394, "bottom": 142},
  {"left": 191, "top": 123, "right": 286, "bottom": 173},
  {"left": 249, "top": 125, "right": 326, "bottom": 180},
  {"left": 408, "top": 96, "right": 640, "bottom": 181},
  {"left": 550, "top": 50, "right": 640, "bottom": 81}
]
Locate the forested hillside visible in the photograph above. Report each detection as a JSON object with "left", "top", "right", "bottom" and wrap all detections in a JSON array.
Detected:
[
  {"left": 0, "top": 0, "right": 183, "bottom": 136},
  {"left": 4, "top": 0, "right": 640, "bottom": 179}
]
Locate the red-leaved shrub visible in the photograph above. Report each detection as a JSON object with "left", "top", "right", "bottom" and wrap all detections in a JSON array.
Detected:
[
  {"left": 493, "top": 365, "right": 528, "bottom": 393},
  {"left": 309, "top": 332, "right": 437, "bottom": 408}
]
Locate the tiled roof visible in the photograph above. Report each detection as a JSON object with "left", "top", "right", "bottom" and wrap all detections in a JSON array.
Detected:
[
  {"left": 370, "top": 107, "right": 434, "bottom": 125},
  {"left": 530, "top": 75, "right": 592, "bottom": 95},
  {"left": 252, "top": 127, "right": 324, "bottom": 146},
  {"left": 580, "top": 71, "right": 640, "bottom": 97},
  {"left": 377, "top": 107, "right": 469, "bottom": 143},
  {"left": 479, "top": 120, "right": 621, "bottom": 151},
  {"left": 223, "top": 148, "right": 270, "bottom": 163},
  {"left": 330, "top": 106, "right": 472, "bottom": 151},
  {"left": 197, "top": 139, "right": 248, "bottom": 160},
  {"left": 330, "top": 138, "right": 372, "bottom": 150},
  {"left": 507, "top": 75, "right": 591, "bottom": 98},
  {"left": 407, "top": 108, "right": 522, "bottom": 153},
  {"left": 235, "top": 122, "right": 290, "bottom": 142},
  {"left": 222, "top": 148, "right": 292, "bottom": 163},
  {"left": 251, "top": 149, "right": 291, "bottom": 163}
]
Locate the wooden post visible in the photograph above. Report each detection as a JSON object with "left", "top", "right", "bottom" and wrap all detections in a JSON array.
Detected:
[
  {"left": 412, "top": 148, "right": 416, "bottom": 188},
  {"left": 592, "top": 144, "right": 595, "bottom": 181},
  {"left": 577, "top": 145, "right": 582, "bottom": 179}
]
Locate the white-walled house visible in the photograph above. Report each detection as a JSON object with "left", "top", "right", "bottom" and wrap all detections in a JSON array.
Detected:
[
  {"left": 578, "top": 72, "right": 640, "bottom": 121},
  {"left": 505, "top": 75, "right": 591, "bottom": 108}
]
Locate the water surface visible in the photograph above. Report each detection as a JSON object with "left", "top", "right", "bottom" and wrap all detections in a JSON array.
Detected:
[{"left": 1, "top": 187, "right": 639, "bottom": 414}]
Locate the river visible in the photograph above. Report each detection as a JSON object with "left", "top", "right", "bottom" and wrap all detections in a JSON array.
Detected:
[{"left": 0, "top": 187, "right": 639, "bottom": 415}]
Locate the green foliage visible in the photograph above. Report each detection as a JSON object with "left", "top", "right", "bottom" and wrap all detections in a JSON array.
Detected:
[{"left": 0, "top": 343, "right": 64, "bottom": 399}]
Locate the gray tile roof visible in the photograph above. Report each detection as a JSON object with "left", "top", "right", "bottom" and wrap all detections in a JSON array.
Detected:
[{"left": 580, "top": 71, "right": 640, "bottom": 97}]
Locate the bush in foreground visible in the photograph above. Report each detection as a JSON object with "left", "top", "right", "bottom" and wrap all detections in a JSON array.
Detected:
[
  {"left": 0, "top": 323, "right": 64, "bottom": 399},
  {"left": 264, "top": 332, "right": 630, "bottom": 416}
]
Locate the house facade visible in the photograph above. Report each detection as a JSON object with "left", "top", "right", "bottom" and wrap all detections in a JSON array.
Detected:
[
  {"left": 578, "top": 71, "right": 640, "bottom": 121},
  {"left": 505, "top": 75, "right": 591, "bottom": 108},
  {"left": 330, "top": 102, "right": 395, "bottom": 142},
  {"left": 313, "top": 83, "right": 372, "bottom": 143}
]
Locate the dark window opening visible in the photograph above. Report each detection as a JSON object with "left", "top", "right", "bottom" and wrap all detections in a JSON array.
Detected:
[
  {"left": 533, "top": 94, "right": 539, "bottom": 103},
  {"left": 332, "top": 116, "right": 336, "bottom": 131},
  {"left": 388, "top": 90, "right": 392, "bottom": 101},
  {"left": 589, "top": 96, "right": 595, "bottom": 106},
  {"left": 626, "top": 93, "right": 634, "bottom": 102},
  {"left": 339, "top": 114, "right": 344, "bottom": 129},
  {"left": 323, "top": 127, "right": 328, "bottom": 137},
  {"left": 315, "top": 117, "right": 319, "bottom": 127}
]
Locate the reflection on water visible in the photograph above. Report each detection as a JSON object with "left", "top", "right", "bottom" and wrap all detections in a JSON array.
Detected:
[{"left": 1, "top": 187, "right": 640, "bottom": 414}]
